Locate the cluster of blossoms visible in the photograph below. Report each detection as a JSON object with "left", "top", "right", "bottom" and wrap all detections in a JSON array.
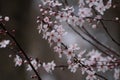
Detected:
[
  {"left": 0, "top": 0, "right": 120, "bottom": 80},
  {"left": 85, "top": 0, "right": 112, "bottom": 15},
  {"left": 14, "top": 54, "right": 56, "bottom": 73},
  {"left": 43, "top": 61, "right": 56, "bottom": 73},
  {"left": 55, "top": 0, "right": 112, "bottom": 27},
  {"left": 0, "top": 16, "right": 57, "bottom": 77},
  {"left": 36, "top": 0, "right": 120, "bottom": 80},
  {"left": 0, "top": 16, "right": 10, "bottom": 48}
]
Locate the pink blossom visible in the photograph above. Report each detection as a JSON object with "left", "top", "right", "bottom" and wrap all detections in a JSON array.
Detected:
[
  {"left": 69, "top": 44, "right": 80, "bottom": 51},
  {"left": 43, "top": 61, "right": 56, "bottom": 73},
  {"left": 76, "top": 17, "right": 84, "bottom": 27},
  {"left": 86, "top": 70, "right": 97, "bottom": 80},
  {"left": 67, "top": 16, "right": 78, "bottom": 26},
  {"left": 105, "top": 0, "right": 112, "bottom": 9},
  {"left": 78, "top": 8, "right": 93, "bottom": 18},
  {"left": 77, "top": 50, "right": 86, "bottom": 60},
  {"left": 97, "top": 62, "right": 108, "bottom": 73},
  {"left": 14, "top": 55, "right": 22, "bottom": 67},
  {"left": 43, "top": 17, "right": 50, "bottom": 23},
  {"left": 68, "top": 63, "right": 79, "bottom": 73},
  {"left": 87, "top": 50, "right": 101, "bottom": 61},
  {"left": 95, "top": 1, "right": 106, "bottom": 15},
  {"left": 56, "top": 12, "right": 69, "bottom": 22},
  {"left": 81, "top": 67, "right": 88, "bottom": 75},
  {"left": 63, "top": 44, "right": 80, "bottom": 61},
  {"left": 27, "top": 59, "right": 41, "bottom": 71},
  {"left": 54, "top": 25, "right": 66, "bottom": 35},
  {"left": 0, "top": 40, "right": 10, "bottom": 48},
  {"left": 4, "top": 16, "right": 9, "bottom": 21}
]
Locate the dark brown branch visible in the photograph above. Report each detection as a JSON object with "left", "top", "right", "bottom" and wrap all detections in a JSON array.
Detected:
[
  {"left": 92, "top": 7, "right": 120, "bottom": 47},
  {"left": 95, "top": 73, "right": 108, "bottom": 80},
  {"left": 100, "top": 20, "right": 120, "bottom": 46},
  {"left": 80, "top": 26, "right": 120, "bottom": 57},
  {"left": 85, "top": 17, "right": 120, "bottom": 24},
  {"left": 0, "top": 23, "right": 42, "bottom": 80},
  {"left": 100, "top": 19, "right": 120, "bottom": 24},
  {"left": 67, "top": 23, "right": 110, "bottom": 56}
]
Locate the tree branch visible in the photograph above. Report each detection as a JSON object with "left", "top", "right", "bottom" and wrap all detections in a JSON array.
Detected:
[
  {"left": 67, "top": 23, "right": 111, "bottom": 57},
  {"left": 0, "top": 23, "right": 42, "bottom": 80},
  {"left": 92, "top": 7, "right": 120, "bottom": 47},
  {"left": 79, "top": 26, "right": 120, "bottom": 57}
]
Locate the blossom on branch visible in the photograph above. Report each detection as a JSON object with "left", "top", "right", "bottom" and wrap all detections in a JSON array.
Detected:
[
  {"left": 43, "top": 61, "right": 56, "bottom": 73},
  {"left": 86, "top": 70, "right": 97, "bottom": 80},
  {"left": 27, "top": 59, "right": 41, "bottom": 71},
  {"left": 0, "top": 40, "right": 10, "bottom": 48},
  {"left": 14, "top": 55, "right": 22, "bottom": 67}
]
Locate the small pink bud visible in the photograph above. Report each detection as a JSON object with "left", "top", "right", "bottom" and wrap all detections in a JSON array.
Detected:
[{"left": 4, "top": 16, "right": 9, "bottom": 21}]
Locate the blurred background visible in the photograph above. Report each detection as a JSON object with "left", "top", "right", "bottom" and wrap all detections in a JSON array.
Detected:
[{"left": 0, "top": 0, "right": 120, "bottom": 80}]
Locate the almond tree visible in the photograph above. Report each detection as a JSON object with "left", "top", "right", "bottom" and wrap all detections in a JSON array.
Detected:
[{"left": 0, "top": 0, "right": 120, "bottom": 80}]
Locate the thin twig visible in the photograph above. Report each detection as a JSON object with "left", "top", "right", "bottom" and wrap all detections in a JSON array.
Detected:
[
  {"left": 100, "top": 20, "right": 120, "bottom": 46},
  {"left": 92, "top": 7, "right": 120, "bottom": 47},
  {"left": 85, "top": 17, "right": 120, "bottom": 24},
  {"left": 80, "top": 26, "right": 120, "bottom": 57},
  {"left": 67, "top": 23, "right": 110, "bottom": 56}
]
